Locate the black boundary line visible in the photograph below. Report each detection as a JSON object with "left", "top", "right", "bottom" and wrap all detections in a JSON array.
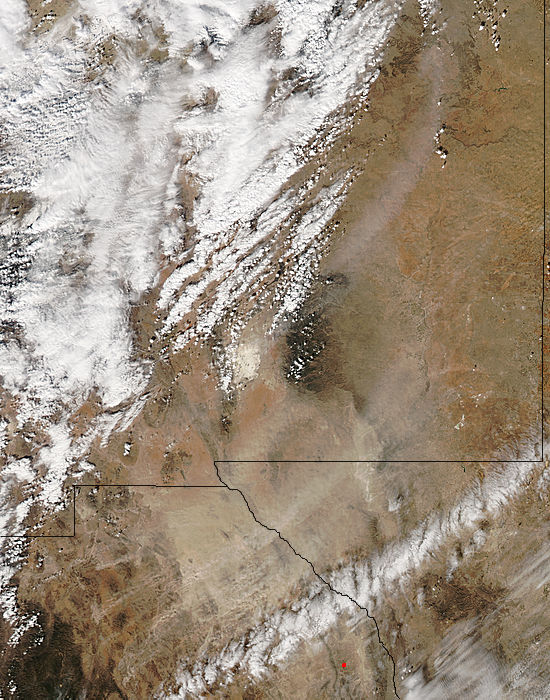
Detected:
[
  {"left": 208, "top": 459, "right": 537, "bottom": 463},
  {"left": 543, "top": 0, "right": 547, "bottom": 453},
  {"left": 4, "top": 452, "right": 544, "bottom": 539},
  {"left": 0, "top": 484, "right": 223, "bottom": 538},
  {"left": 0, "top": 0, "right": 545, "bottom": 538},
  {"left": 213, "top": 461, "right": 400, "bottom": 698},
  {"left": 3, "top": 475, "right": 403, "bottom": 693},
  {"left": 1, "top": 456, "right": 544, "bottom": 539},
  {"left": 0, "top": 10, "right": 545, "bottom": 699}
]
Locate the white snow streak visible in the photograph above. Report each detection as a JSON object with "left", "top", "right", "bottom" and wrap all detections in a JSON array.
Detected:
[
  {"left": 1, "top": 0, "right": 400, "bottom": 494},
  {"left": 0, "top": 0, "right": 400, "bottom": 643},
  {"left": 160, "top": 0, "right": 402, "bottom": 345},
  {"left": 160, "top": 455, "right": 543, "bottom": 697}
]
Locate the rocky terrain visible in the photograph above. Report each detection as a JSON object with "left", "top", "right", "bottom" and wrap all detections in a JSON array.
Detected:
[{"left": 0, "top": 0, "right": 547, "bottom": 698}]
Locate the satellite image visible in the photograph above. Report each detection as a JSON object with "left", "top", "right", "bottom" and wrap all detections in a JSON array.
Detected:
[{"left": 0, "top": 0, "right": 547, "bottom": 697}]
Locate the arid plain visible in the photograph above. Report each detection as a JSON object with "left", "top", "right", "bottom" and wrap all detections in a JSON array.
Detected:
[{"left": 0, "top": 0, "right": 547, "bottom": 698}]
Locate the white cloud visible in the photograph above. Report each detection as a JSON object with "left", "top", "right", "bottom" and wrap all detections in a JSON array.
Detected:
[{"left": 160, "top": 454, "right": 542, "bottom": 697}]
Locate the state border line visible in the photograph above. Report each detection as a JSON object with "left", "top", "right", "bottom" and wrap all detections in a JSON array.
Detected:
[
  {"left": 0, "top": 0, "right": 545, "bottom": 536},
  {"left": 0, "top": 9, "right": 545, "bottom": 700},
  {"left": 543, "top": 0, "right": 547, "bottom": 453},
  {"left": 2, "top": 453, "right": 546, "bottom": 539},
  {"left": 0, "top": 483, "right": 223, "bottom": 539},
  {"left": 3, "top": 473, "right": 404, "bottom": 696},
  {"left": 213, "top": 461, "right": 400, "bottom": 697}
]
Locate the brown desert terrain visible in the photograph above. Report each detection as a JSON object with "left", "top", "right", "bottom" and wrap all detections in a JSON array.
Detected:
[{"left": 0, "top": 0, "right": 547, "bottom": 698}]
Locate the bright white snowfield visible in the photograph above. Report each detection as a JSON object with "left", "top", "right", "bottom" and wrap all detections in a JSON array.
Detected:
[
  {"left": 0, "top": 0, "right": 408, "bottom": 508},
  {"left": 0, "top": 0, "right": 413, "bottom": 639},
  {"left": 0, "top": 1, "right": 547, "bottom": 698}
]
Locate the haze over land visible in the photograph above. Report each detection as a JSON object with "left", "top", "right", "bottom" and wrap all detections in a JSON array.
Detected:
[{"left": 0, "top": 0, "right": 547, "bottom": 697}]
